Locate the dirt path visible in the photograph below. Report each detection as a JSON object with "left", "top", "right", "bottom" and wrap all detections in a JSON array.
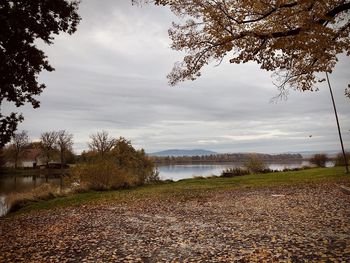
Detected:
[{"left": 1, "top": 183, "right": 349, "bottom": 262}]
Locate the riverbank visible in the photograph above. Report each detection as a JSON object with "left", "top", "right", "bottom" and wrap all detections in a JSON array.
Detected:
[
  {"left": 1, "top": 167, "right": 349, "bottom": 262},
  {"left": 2, "top": 166, "right": 348, "bottom": 217}
]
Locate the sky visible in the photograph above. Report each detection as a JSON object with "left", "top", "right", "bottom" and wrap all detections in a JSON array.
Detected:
[{"left": 4, "top": 0, "right": 350, "bottom": 154}]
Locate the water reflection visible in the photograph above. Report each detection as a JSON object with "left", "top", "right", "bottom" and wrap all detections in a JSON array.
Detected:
[
  {"left": 0, "top": 176, "right": 62, "bottom": 195},
  {"left": 157, "top": 161, "right": 313, "bottom": 181},
  {"left": 0, "top": 176, "right": 62, "bottom": 217}
]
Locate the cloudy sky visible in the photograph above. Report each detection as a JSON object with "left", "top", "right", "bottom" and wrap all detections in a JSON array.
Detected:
[{"left": 4, "top": 0, "right": 350, "bottom": 154}]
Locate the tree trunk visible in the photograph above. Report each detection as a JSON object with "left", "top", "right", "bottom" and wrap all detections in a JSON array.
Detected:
[
  {"left": 14, "top": 151, "right": 18, "bottom": 169},
  {"left": 60, "top": 149, "right": 64, "bottom": 169}
]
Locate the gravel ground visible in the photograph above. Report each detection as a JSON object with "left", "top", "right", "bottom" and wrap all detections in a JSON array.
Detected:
[{"left": 1, "top": 182, "right": 350, "bottom": 262}]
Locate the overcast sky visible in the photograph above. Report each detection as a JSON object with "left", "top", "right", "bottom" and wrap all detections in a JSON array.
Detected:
[{"left": 4, "top": 0, "right": 350, "bottom": 154}]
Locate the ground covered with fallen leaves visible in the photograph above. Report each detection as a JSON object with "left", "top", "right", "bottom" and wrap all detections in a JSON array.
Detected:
[{"left": 1, "top": 182, "right": 350, "bottom": 262}]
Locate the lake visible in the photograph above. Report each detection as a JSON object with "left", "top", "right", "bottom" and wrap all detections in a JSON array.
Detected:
[
  {"left": 157, "top": 161, "right": 314, "bottom": 181},
  {"left": 0, "top": 161, "right": 331, "bottom": 216},
  {"left": 0, "top": 176, "right": 62, "bottom": 217}
]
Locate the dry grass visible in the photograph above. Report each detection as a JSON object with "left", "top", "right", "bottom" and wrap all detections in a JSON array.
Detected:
[{"left": 5, "top": 183, "right": 67, "bottom": 213}]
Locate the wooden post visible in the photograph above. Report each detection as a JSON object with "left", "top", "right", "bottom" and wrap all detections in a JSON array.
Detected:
[{"left": 326, "top": 73, "right": 349, "bottom": 174}]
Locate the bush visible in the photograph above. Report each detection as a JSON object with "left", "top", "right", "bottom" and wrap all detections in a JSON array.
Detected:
[
  {"left": 301, "top": 165, "right": 313, "bottom": 170},
  {"left": 334, "top": 152, "right": 350, "bottom": 166},
  {"left": 70, "top": 160, "right": 139, "bottom": 191},
  {"left": 145, "top": 169, "right": 160, "bottom": 184},
  {"left": 244, "top": 155, "right": 267, "bottom": 173},
  {"left": 70, "top": 137, "right": 159, "bottom": 191},
  {"left": 221, "top": 167, "right": 250, "bottom": 177},
  {"left": 309, "top": 153, "right": 328, "bottom": 168},
  {"left": 111, "top": 138, "right": 157, "bottom": 184},
  {"left": 259, "top": 168, "right": 276, "bottom": 173}
]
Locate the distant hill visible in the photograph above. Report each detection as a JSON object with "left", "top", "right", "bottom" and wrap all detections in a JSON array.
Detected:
[{"left": 149, "top": 149, "right": 217, "bottom": 157}]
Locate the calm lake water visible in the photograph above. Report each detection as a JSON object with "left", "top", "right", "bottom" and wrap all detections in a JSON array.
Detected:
[
  {"left": 0, "top": 161, "right": 332, "bottom": 217},
  {"left": 0, "top": 176, "right": 62, "bottom": 217},
  {"left": 157, "top": 161, "right": 313, "bottom": 181}
]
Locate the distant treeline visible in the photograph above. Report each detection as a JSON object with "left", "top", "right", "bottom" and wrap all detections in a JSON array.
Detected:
[{"left": 151, "top": 153, "right": 303, "bottom": 164}]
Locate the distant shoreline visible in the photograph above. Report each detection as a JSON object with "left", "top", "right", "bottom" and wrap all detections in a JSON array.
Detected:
[
  {"left": 155, "top": 160, "right": 307, "bottom": 165},
  {"left": 152, "top": 153, "right": 304, "bottom": 165}
]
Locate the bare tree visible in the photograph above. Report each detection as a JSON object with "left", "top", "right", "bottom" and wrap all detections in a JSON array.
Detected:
[
  {"left": 56, "top": 130, "right": 74, "bottom": 168},
  {"left": 40, "top": 131, "right": 58, "bottom": 166},
  {"left": 88, "top": 131, "right": 116, "bottom": 158},
  {"left": 11, "top": 130, "right": 29, "bottom": 168}
]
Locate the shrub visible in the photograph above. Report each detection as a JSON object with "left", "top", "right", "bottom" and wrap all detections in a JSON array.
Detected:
[
  {"left": 309, "top": 153, "right": 328, "bottom": 168},
  {"left": 193, "top": 175, "right": 206, "bottom": 179},
  {"left": 301, "top": 165, "right": 312, "bottom": 170},
  {"left": 282, "top": 167, "right": 302, "bottom": 172},
  {"left": 111, "top": 138, "right": 157, "bottom": 184},
  {"left": 145, "top": 169, "right": 160, "bottom": 183},
  {"left": 258, "top": 168, "right": 276, "bottom": 173},
  {"left": 70, "top": 160, "right": 138, "bottom": 191},
  {"left": 70, "top": 137, "right": 159, "bottom": 191},
  {"left": 221, "top": 167, "right": 250, "bottom": 177},
  {"left": 244, "top": 155, "right": 267, "bottom": 173},
  {"left": 334, "top": 152, "right": 350, "bottom": 166}
]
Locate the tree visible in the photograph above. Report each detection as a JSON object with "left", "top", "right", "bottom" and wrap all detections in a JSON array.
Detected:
[
  {"left": 0, "top": 0, "right": 81, "bottom": 147},
  {"left": 72, "top": 137, "right": 158, "bottom": 190},
  {"left": 0, "top": 148, "right": 6, "bottom": 171},
  {"left": 138, "top": 0, "right": 349, "bottom": 173},
  {"left": 0, "top": 113, "right": 23, "bottom": 149},
  {"left": 11, "top": 130, "right": 29, "bottom": 168},
  {"left": 137, "top": 0, "right": 350, "bottom": 96},
  {"left": 334, "top": 151, "right": 350, "bottom": 166},
  {"left": 3, "top": 130, "right": 30, "bottom": 168},
  {"left": 40, "top": 131, "right": 58, "bottom": 166},
  {"left": 309, "top": 153, "right": 329, "bottom": 167},
  {"left": 244, "top": 154, "right": 267, "bottom": 173},
  {"left": 112, "top": 137, "right": 136, "bottom": 168},
  {"left": 56, "top": 130, "right": 74, "bottom": 168},
  {"left": 111, "top": 138, "right": 158, "bottom": 184},
  {"left": 88, "top": 131, "right": 116, "bottom": 159}
]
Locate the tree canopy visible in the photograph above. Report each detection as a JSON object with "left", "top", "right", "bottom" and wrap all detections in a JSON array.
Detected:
[
  {"left": 56, "top": 130, "right": 74, "bottom": 168},
  {"left": 88, "top": 131, "right": 116, "bottom": 158},
  {"left": 0, "top": 0, "right": 81, "bottom": 147},
  {"left": 4, "top": 130, "right": 29, "bottom": 168},
  {"left": 138, "top": 0, "right": 350, "bottom": 96}
]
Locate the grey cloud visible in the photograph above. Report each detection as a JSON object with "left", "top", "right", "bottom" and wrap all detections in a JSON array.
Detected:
[{"left": 5, "top": 1, "right": 350, "bottom": 153}]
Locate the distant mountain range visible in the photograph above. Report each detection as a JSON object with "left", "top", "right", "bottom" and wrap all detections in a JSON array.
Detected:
[{"left": 149, "top": 149, "right": 217, "bottom": 157}]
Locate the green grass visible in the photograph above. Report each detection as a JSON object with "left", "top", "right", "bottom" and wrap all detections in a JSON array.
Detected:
[{"left": 7, "top": 166, "right": 349, "bottom": 217}]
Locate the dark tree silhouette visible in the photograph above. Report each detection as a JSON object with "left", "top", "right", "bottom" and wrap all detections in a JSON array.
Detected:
[
  {"left": 56, "top": 130, "right": 74, "bottom": 169},
  {"left": 40, "top": 131, "right": 58, "bottom": 167},
  {"left": 11, "top": 130, "right": 29, "bottom": 168},
  {"left": 0, "top": 0, "right": 81, "bottom": 147}
]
